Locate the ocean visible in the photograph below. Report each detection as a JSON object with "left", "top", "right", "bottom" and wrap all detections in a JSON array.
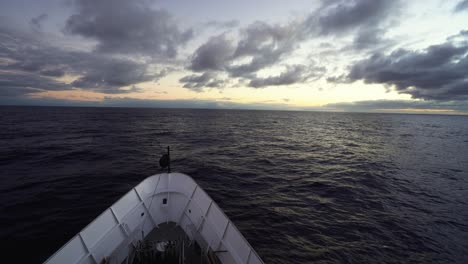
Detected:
[{"left": 1, "top": 106, "right": 467, "bottom": 263}]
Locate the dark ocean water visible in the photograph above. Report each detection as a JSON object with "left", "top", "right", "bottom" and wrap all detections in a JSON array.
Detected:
[{"left": 1, "top": 106, "right": 468, "bottom": 263}]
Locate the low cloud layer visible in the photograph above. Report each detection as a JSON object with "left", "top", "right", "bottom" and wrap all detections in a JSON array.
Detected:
[
  {"left": 326, "top": 99, "right": 468, "bottom": 113},
  {"left": 0, "top": 96, "right": 304, "bottom": 111},
  {"left": 0, "top": 71, "right": 69, "bottom": 96},
  {"left": 179, "top": 72, "right": 225, "bottom": 92},
  {"left": 248, "top": 65, "right": 325, "bottom": 88}
]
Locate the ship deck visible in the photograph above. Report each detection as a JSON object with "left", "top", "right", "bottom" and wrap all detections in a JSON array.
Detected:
[{"left": 128, "top": 222, "right": 220, "bottom": 264}]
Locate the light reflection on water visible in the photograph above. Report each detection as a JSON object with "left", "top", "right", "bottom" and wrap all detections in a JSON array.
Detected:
[{"left": 1, "top": 106, "right": 468, "bottom": 263}]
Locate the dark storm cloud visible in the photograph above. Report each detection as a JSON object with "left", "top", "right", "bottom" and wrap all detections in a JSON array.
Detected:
[
  {"left": 454, "top": 0, "right": 468, "bottom": 12},
  {"left": 248, "top": 65, "right": 325, "bottom": 88},
  {"left": 179, "top": 72, "right": 225, "bottom": 92},
  {"left": 65, "top": 0, "right": 193, "bottom": 57},
  {"left": 0, "top": 25, "right": 160, "bottom": 95},
  {"left": 341, "top": 31, "right": 468, "bottom": 100}
]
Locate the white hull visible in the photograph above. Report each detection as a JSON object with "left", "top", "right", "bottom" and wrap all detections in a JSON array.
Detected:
[{"left": 44, "top": 173, "right": 263, "bottom": 264}]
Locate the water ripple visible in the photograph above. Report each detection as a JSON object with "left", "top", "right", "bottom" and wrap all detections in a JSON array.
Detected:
[{"left": 1, "top": 107, "right": 468, "bottom": 263}]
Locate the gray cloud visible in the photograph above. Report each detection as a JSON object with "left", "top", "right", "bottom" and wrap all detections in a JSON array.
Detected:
[
  {"left": 305, "top": 0, "right": 398, "bottom": 35},
  {"left": 70, "top": 58, "right": 153, "bottom": 93},
  {"left": 454, "top": 0, "right": 468, "bottom": 12},
  {"left": 191, "top": 21, "right": 299, "bottom": 76},
  {"left": 325, "top": 99, "right": 468, "bottom": 112},
  {"left": 302, "top": 0, "right": 400, "bottom": 52},
  {"left": 228, "top": 21, "right": 298, "bottom": 77},
  {"left": 248, "top": 65, "right": 325, "bottom": 88},
  {"left": 182, "top": 0, "right": 401, "bottom": 91},
  {"left": 0, "top": 71, "right": 69, "bottom": 96},
  {"left": 65, "top": 0, "right": 192, "bottom": 57},
  {"left": 351, "top": 27, "right": 391, "bottom": 50},
  {"left": 0, "top": 95, "right": 306, "bottom": 111},
  {"left": 179, "top": 72, "right": 225, "bottom": 92},
  {"left": 185, "top": 21, "right": 301, "bottom": 89},
  {"left": 342, "top": 31, "right": 468, "bottom": 100},
  {"left": 189, "top": 35, "right": 234, "bottom": 72},
  {"left": 40, "top": 68, "right": 66, "bottom": 77},
  {"left": 0, "top": 24, "right": 161, "bottom": 95},
  {"left": 3, "top": 94, "right": 466, "bottom": 113},
  {"left": 30, "top": 14, "right": 48, "bottom": 30},
  {"left": 0, "top": 96, "right": 301, "bottom": 111},
  {"left": 204, "top": 20, "right": 239, "bottom": 29}
]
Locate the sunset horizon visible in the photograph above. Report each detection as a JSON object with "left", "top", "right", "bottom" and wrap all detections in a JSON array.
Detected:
[{"left": 1, "top": 0, "right": 468, "bottom": 114}]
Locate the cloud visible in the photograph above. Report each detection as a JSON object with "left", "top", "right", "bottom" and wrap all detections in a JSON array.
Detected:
[
  {"left": 182, "top": 0, "right": 401, "bottom": 91},
  {"left": 3, "top": 94, "right": 466, "bottom": 113},
  {"left": 0, "top": 24, "right": 162, "bottom": 95},
  {"left": 351, "top": 27, "right": 393, "bottom": 50},
  {"left": 65, "top": 0, "right": 192, "bottom": 57},
  {"left": 342, "top": 31, "right": 468, "bottom": 100},
  {"left": 40, "top": 68, "right": 66, "bottom": 77},
  {"left": 305, "top": 0, "right": 398, "bottom": 35},
  {"left": 70, "top": 58, "right": 153, "bottom": 93},
  {"left": 204, "top": 20, "right": 239, "bottom": 29},
  {"left": 179, "top": 72, "right": 225, "bottom": 92},
  {"left": 0, "top": 96, "right": 301, "bottom": 111},
  {"left": 191, "top": 20, "right": 299, "bottom": 76},
  {"left": 189, "top": 35, "right": 234, "bottom": 72},
  {"left": 248, "top": 65, "right": 325, "bottom": 88},
  {"left": 325, "top": 99, "right": 468, "bottom": 113},
  {"left": 227, "top": 21, "right": 298, "bottom": 77},
  {"left": 30, "top": 14, "right": 48, "bottom": 30},
  {"left": 184, "top": 21, "right": 301, "bottom": 89},
  {"left": 454, "top": 0, "right": 468, "bottom": 12},
  {"left": 0, "top": 71, "right": 71, "bottom": 96},
  {"left": 301, "top": 0, "right": 400, "bottom": 52}
]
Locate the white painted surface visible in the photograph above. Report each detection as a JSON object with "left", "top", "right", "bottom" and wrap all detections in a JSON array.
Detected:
[{"left": 44, "top": 173, "right": 264, "bottom": 264}]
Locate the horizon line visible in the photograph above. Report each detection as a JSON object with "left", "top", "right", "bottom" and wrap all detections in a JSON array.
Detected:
[{"left": 2, "top": 104, "right": 467, "bottom": 116}]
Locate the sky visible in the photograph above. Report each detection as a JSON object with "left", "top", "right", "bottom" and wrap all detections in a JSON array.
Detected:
[{"left": 1, "top": 0, "right": 468, "bottom": 113}]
